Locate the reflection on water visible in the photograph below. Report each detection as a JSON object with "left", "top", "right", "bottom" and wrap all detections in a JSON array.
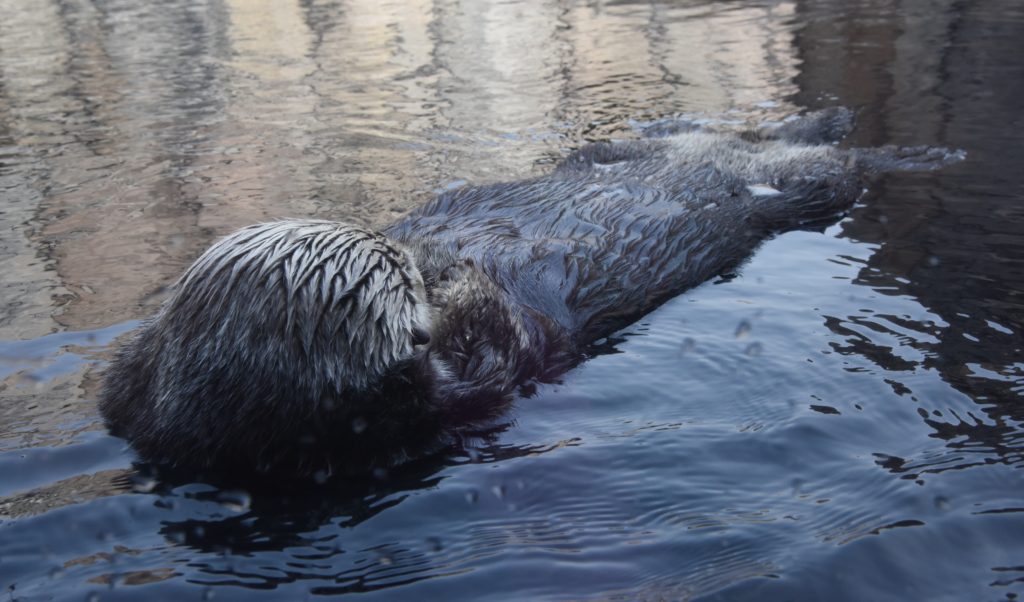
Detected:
[{"left": 0, "top": 0, "right": 1022, "bottom": 600}]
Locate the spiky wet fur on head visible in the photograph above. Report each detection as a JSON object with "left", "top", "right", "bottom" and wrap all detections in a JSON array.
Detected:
[
  {"left": 172, "top": 220, "right": 432, "bottom": 392},
  {"left": 100, "top": 220, "right": 440, "bottom": 476}
]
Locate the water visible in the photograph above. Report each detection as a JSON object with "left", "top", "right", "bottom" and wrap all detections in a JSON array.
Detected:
[{"left": 1, "top": 0, "right": 1022, "bottom": 600}]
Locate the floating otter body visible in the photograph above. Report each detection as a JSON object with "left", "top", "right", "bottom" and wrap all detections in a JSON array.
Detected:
[{"left": 99, "top": 109, "right": 963, "bottom": 478}]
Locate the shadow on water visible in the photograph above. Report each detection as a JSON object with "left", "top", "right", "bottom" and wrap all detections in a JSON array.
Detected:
[{"left": 0, "top": 0, "right": 1022, "bottom": 600}]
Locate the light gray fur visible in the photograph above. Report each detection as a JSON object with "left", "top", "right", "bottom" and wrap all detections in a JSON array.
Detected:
[{"left": 99, "top": 108, "right": 964, "bottom": 478}]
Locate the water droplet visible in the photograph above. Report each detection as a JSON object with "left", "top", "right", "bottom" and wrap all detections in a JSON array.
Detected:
[
  {"left": 351, "top": 417, "right": 368, "bottom": 434},
  {"left": 130, "top": 474, "right": 157, "bottom": 494},
  {"left": 734, "top": 320, "right": 752, "bottom": 339},
  {"left": 215, "top": 490, "right": 251, "bottom": 513},
  {"left": 927, "top": 256, "right": 940, "bottom": 267},
  {"left": 744, "top": 342, "right": 763, "bottom": 356},
  {"left": 378, "top": 555, "right": 393, "bottom": 566}
]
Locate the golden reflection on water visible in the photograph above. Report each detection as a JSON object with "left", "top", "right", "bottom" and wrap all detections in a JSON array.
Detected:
[{"left": 0, "top": 0, "right": 800, "bottom": 336}]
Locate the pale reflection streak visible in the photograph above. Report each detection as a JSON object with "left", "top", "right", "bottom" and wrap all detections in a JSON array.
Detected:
[
  {"left": 2, "top": 0, "right": 803, "bottom": 334},
  {"left": 0, "top": 0, "right": 77, "bottom": 341}
]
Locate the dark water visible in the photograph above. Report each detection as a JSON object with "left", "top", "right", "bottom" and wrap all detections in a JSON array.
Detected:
[{"left": 1, "top": 0, "right": 1022, "bottom": 600}]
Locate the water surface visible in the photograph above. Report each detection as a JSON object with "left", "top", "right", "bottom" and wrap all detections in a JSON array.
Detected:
[{"left": 1, "top": 0, "right": 1022, "bottom": 600}]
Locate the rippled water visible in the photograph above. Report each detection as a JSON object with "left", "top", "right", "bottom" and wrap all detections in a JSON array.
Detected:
[{"left": 2, "top": 0, "right": 1022, "bottom": 600}]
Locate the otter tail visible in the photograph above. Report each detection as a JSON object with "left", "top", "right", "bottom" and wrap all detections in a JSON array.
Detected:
[{"left": 852, "top": 144, "right": 967, "bottom": 174}]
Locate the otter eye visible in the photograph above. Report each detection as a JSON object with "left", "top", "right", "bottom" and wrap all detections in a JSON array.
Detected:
[{"left": 412, "top": 327, "right": 431, "bottom": 346}]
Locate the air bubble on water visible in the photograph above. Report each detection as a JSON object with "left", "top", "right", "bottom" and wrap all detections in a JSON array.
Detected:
[
  {"left": 86, "top": 593, "right": 100, "bottom": 602},
  {"left": 744, "top": 342, "right": 763, "bottom": 356},
  {"left": 927, "top": 256, "right": 940, "bottom": 267},
  {"left": 734, "top": 319, "right": 752, "bottom": 339},
  {"left": 378, "top": 554, "right": 393, "bottom": 566},
  {"left": 465, "top": 490, "right": 479, "bottom": 504},
  {"left": 203, "top": 587, "right": 216, "bottom": 600},
  {"left": 425, "top": 537, "right": 443, "bottom": 552},
  {"left": 215, "top": 489, "right": 251, "bottom": 513},
  {"left": 934, "top": 496, "right": 950, "bottom": 511},
  {"left": 312, "top": 469, "right": 330, "bottom": 485},
  {"left": 680, "top": 337, "right": 696, "bottom": 353},
  {"left": 372, "top": 467, "right": 389, "bottom": 481},
  {"left": 491, "top": 484, "right": 506, "bottom": 500},
  {"left": 351, "top": 417, "right": 368, "bottom": 434},
  {"left": 192, "top": 526, "right": 205, "bottom": 540}
]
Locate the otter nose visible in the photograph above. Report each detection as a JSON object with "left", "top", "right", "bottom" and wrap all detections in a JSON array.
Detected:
[{"left": 412, "top": 327, "right": 431, "bottom": 346}]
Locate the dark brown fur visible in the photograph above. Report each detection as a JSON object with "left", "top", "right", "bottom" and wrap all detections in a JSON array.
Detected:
[{"left": 99, "top": 109, "right": 964, "bottom": 478}]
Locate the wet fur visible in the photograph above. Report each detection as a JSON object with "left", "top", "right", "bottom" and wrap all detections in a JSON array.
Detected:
[{"left": 100, "top": 108, "right": 964, "bottom": 478}]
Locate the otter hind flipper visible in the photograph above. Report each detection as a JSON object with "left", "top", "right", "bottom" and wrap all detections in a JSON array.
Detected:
[
  {"left": 642, "top": 107, "right": 856, "bottom": 144},
  {"left": 759, "top": 107, "right": 857, "bottom": 145}
]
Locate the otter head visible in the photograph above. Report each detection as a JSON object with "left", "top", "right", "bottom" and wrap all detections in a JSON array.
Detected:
[{"left": 100, "top": 219, "right": 439, "bottom": 476}]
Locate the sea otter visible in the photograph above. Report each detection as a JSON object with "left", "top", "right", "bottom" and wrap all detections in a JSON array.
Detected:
[{"left": 99, "top": 108, "right": 963, "bottom": 478}]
